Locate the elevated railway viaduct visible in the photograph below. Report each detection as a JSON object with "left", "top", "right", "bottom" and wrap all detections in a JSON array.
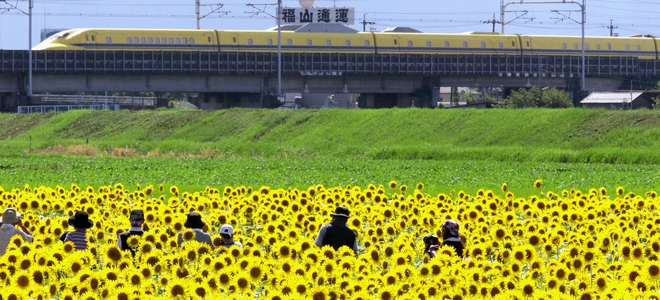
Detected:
[{"left": 0, "top": 50, "right": 657, "bottom": 111}]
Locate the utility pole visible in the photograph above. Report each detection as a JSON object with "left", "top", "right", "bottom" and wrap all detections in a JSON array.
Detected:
[
  {"left": 195, "top": 0, "right": 229, "bottom": 29},
  {"left": 1, "top": 0, "right": 33, "bottom": 97},
  {"left": 361, "top": 13, "right": 375, "bottom": 32},
  {"left": 607, "top": 19, "right": 618, "bottom": 37},
  {"left": 482, "top": 13, "right": 501, "bottom": 33}
]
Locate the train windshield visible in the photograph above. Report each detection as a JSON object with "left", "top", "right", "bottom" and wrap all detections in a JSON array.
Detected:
[{"left": 48, "top": 32, "right": 70, "bottom": 40}]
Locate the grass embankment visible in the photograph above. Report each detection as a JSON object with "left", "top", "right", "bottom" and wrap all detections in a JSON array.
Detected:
[{"left": 1, "top": 108, "right": 660, "bottom": 164}]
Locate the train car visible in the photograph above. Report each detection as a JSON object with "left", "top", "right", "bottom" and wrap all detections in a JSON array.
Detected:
[
  {"left": 373, "top": 32, "right": 521, "bottom": 55},
  {"left": 215, "top": 30, "right": 375, "bottom": 53},
  {"left": 520, "top": 34, "right": 658, "bottom": 59},
  {"left": 33, "top": 28, "right": 219, "bottom": 51}
]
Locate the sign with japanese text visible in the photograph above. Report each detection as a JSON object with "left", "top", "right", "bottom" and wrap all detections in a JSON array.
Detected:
[{"left": 279, "top": 7, "right": 355, "bottom": 25}]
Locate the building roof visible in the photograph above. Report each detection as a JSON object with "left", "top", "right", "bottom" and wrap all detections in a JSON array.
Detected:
[{"left": 580, "top": 91, "right": 644, "bottom": 104}]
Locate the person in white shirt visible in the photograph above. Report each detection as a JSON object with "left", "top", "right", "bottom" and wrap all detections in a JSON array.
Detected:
[
  {"left": 0, "top": 208, "right": 33, "bottom": 256},
  {"left": 219, "top": 224, "right": 242, "bottom": 248}
]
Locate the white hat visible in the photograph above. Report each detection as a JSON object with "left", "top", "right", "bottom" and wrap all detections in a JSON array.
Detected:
[
  {"left": 220, "top": 224, "right": 234, "bottom": 235},
  {"left": 1, "top": 208, "right": 20, "bottom": 224}
]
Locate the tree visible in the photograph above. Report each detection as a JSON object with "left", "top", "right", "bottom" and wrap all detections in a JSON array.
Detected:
[
  {"left": 498, "top": 87, "right": 572, "bottom": 108},
  {"left": 451, "top": 87, "right": 460, "bottom": 107}
]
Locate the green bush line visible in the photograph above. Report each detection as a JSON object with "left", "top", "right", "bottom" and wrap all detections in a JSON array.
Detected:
[{"left": 1, "top": 108, "right": 660, "bottom": 164}]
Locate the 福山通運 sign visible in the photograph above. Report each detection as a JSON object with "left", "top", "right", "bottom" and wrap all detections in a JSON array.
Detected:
[{"left": 279, "top": 7, "right": 355, "bottom": 25}]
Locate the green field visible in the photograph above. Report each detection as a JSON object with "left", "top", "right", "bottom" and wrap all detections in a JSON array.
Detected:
[{"left": 1, "top": 108, "right": 659, "bottom": 195}]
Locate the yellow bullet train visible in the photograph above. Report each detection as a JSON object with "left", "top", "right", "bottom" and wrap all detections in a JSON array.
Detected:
[{"left": 33, "top": 27, "right": 660, "bottom": 60}]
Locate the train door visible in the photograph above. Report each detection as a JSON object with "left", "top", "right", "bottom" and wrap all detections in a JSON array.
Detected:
[
  {"left": 228, "top": 33, "right": 240, "bottom": 51},
  {"left": 522, "top": 36, "right": 533, "bottom": 56},
  {"left": 85, "top": 31, "right": 98, "bottom": 49},
  {"left": 392, "top": 35, "right": 401, "bottom": 54}
]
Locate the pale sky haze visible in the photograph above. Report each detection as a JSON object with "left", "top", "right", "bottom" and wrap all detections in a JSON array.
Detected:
[{"left": 0, "top": 0, "right": 659, "bottom": 50}]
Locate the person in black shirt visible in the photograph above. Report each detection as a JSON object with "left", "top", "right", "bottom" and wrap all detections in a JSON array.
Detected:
[
  {"left": 314, "top": 206, "right": 358, "bottom": 256},
  {"left": 429, "top": 219, "right": 465, "bottom": 258},
  {"left": 117, "top": 210, "right": 145, "bottom": 256}
]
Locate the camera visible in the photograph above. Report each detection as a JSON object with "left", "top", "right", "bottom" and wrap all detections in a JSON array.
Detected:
[{"left": 423, "top": 234, "right": 440, "bottom": 256}]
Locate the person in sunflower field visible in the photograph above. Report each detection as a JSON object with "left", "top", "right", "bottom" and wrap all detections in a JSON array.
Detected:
[
  {"left": 117, "top": 210, "right": 145, "bottom": 256},
  {"left": 178, "top": 211, "right": 214, "bottom": 249},
  {"left": 219, "top": 224, "right": 242, "bottom": 248},
  {"left": 314, "top": 206, "right": 359, "bottom": 256},
  {"left": 62, "top": 211, "right": 94, "bottom": 251},
  {"left": 0, "top": 208, "right": 33, "bottom": 256},
  {"left": 428, "top": 219, "right": 465, "bottom": 258}
]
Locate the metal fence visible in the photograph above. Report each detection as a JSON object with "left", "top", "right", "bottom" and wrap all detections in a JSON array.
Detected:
[
  {"left": 39, "top": 94, "right": 156, "bottom": 106},
  {"left": 17, "top": 104, "right": 118, "bottom": 114}
]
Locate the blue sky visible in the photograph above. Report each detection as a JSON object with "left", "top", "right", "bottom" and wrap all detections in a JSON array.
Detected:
[{"left": 1, "top": 0, "right": 659, "bottom": 50}]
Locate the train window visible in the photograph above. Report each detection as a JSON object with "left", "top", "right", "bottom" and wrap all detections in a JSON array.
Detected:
[
  {"left": 426, "top": 41, "right": 431, "bottom": 47},
  {"left": 268, "top": 39, "right": 273, "bottom": 45},
  {"left": 512, "top": 41, "right": 515, "bottom": 46},
  {"left": 444, "top": 41, "right": 449, "bottom": 47},
  {"left": 562, "top": 44, "right": 566, "bottom": 49},
  {"left": 127, "top": 38, "right": 132, "bottom": 44},
  {"left": 585, "top": 44, "right": 589, "bottom": 50},
  {"left": 499, "top": 42, "right": 503, "bottom": 49},
  {"left": 607, "top": 43, "right": 611, "bottom": 50},
  {"left": 247, "top": 38, "right": 253, "bottom": 45},
  {"left": 394, "top": 39, "right": 398, "bottom": 45},
  {"left": 636, "top": 45, "right": 641, "bottom": 51},
  {"left": 463, "top": 42, "right": 468, "bottom": 48},
  {"left": 106, "top": 37, "right": 111, "bottom": 44},
  {"left": 346, "top": 40, "right": 351, "bottom": 46},
  {"left": 169, "top": 38, "right": 173, "bottom": 44},
  {"left": 481, "top": 42, "right": 486, "bottom": 48},
  {"left": 176, "top": 38, "right": 181, "bottom": 44},
  {"left": 183, "top": 38, "right": 188, "bottom": 44},
  {"left": 232, "top": 37, "right": 236, "bottom": 43},
  {"left": 327, "top": 40, "right": 332, "bottom": 46},
  {"left": 155, "top": 38, "right": 160, "bottom": 44},
  {"left": 207, "top": 37, "right": 211, "bottom": 43},
  {"left": 92, "top": 36, "right": 95, "bottom": 42},
  {"left": 526, "top": 41, "right": 529, "bottom": 47},
  {"left": 287, "top": 39, "right": 292, "bottom": 45},
  {"left": 596, "top": 44, "right": 600, "bottom": 50},
  {"left": 574, "top": 44, "right": 578, "bottom": 50},
  {"left": 85, "top": 35, "right": 89, "bottom": 41},
  {"left": 365, "top": 40, "right": 370, "bottom": 46},
  {"left": 625, "top": 45, "right": 630, "bottom": 51},
  {"left": 133, "top": 37, "right": 138, "bottom": 44},
  {"left": 408, "top": 41, "right": 412, "bottom": 47},
  {"left": 190, "top": 38, "right": 195, "bottom": 44},
  {"left": 141, "top": 38, "right": 146, "bottom": 44},
  {"left": 307, "top": 39, "right": 312, "bottom": 46},
  {"left": 148, "top": 38, "right": 153, "bottom": 44}
]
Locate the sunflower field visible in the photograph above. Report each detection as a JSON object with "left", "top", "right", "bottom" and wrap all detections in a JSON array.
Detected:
[{"left": 1, "top": 181, "right": 659, "bottom": 299}]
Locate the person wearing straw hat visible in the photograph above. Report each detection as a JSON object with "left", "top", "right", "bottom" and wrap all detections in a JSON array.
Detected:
[
  {"left": 0, "top": 208, "right": 33, "bottom": 256},
  {"left": 63, "top": 211, "right": 94, "bottom": 251},
  {"left": 178, "top": 211, "right": 214, "bottom": 249},
  {"left": 117, "top": 209, "right": 146, "bottom": 256},
  {"left": 314, "top": 206, "right": 358, "bottom": 255}
]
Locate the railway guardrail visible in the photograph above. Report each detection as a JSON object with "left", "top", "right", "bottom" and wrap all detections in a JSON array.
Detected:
[{"left": 0, "top": 50, "right": 655, "bottom": 77}]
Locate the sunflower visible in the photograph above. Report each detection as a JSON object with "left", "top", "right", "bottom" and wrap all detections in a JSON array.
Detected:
[
  {"left": 616, "top": 186, "right": 624, "bottom": 196},
  {"left": 167, "top": 279, "right": 188, "bottom": 297},
  {"left": 13, "top": 270, "right": 31, "bottom": 289},
  {"left": 388, "top": 181, "right": 398, "bottom": 189},
  {"left": 533, "top": 179, "right": 542, "bottom": 189}
]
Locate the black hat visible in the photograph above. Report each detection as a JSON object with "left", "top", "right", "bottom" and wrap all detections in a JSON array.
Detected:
[
  {"left": 330, "top": 206, "right": 351, "bottom": 218},
  {"left": 71, "top": 211, "right": 94, "bottom": 229},
  {"left": 184, "top": 212, "right": 206, "bottom": 229}
]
